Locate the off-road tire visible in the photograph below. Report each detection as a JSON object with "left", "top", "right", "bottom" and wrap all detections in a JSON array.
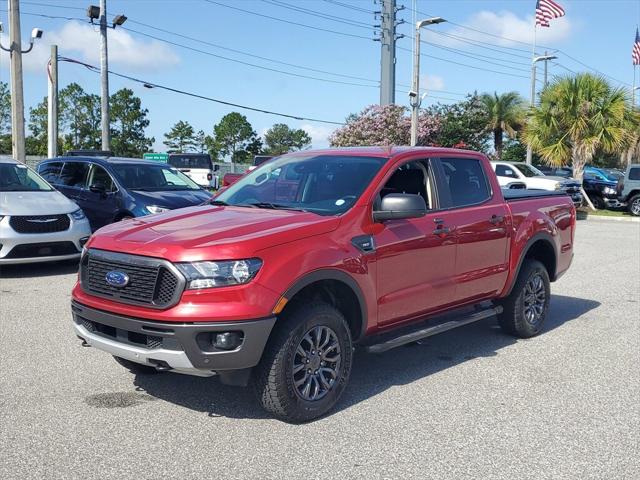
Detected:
[
  {"left": 113, "top": 356, "right": 159, "bottom": 375},
  {"left": 253, "top": 302, "right": 353, "bottom": 423},
  {"left": 498, "top": 259, "right": 550, "bottom": 338}
]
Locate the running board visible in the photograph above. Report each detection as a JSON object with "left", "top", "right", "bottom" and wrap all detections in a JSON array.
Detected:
[{"left": 365, "top": 305, "right": 503, "bottom": 354}]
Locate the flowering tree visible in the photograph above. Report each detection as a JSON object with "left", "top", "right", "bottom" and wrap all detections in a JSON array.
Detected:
[{"left": 329, "top": 104, "right": 440, "bottom": 147}]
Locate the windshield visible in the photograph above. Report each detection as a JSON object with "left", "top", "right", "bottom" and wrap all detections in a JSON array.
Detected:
[
  {"left": 168, "top": 155, "right": 212, "bottom": 169},
  {"left": 0, "top": 163, "right": 53, "bottom": 192},
  {"left": 215, "top": 154, "right": 387, "bottom": 216},
  {"left": 516, "top": 164, "right": 544, "bottom": 177},
  {"left": 111, "top": 164, "right": 202, "bottom": 191}
]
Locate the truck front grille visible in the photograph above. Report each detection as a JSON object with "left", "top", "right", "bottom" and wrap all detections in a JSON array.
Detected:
[
  {"left": 10, "top": 214, "right": 70, "bottom": 234},
  {"left": 80, "top": 249, "right": 185, "bottom": 309}
]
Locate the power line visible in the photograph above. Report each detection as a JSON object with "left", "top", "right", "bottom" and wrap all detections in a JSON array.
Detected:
[
  {"left": 321, "top": 0, "right": 374, "bottom": 14},
  {"left": 421, "top": 41, "right": 531, "bottom": 71},
  {"left": 203, "top": 0, "right": 372, "bottom": 40},
  {"left": 261, "top": 0, "right": 373, "bottom": 29},
  {"left": 58, "top": 56, "right": 345, "bottom": 125},
  {"left": 427, "top": 30, "right": 532, "bottom": 58}
]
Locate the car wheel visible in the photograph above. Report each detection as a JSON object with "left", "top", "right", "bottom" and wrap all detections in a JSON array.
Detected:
[
  {"left": 591, "top": 195, "right": 605, "bottom": 210},
  {"left": 498, "top": 259, "right": 550, "bottom": 338},
  {"left": 112, "top": 356, "right": 159, "bottom": 375},
  {"left": 253, "top": 302, "right": 353, "bottom": 423},
  {"left": 628, "top": 194, "right": 640, "bottom": 216}
]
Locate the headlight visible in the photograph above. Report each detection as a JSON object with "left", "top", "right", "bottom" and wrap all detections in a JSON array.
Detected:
[
  {"left": 146, "top": 205, "right": 170, "bottom": 214},
  {"left": 603, "top": 187, "right": 616, "bottom": 195},
  {"left": 176, "top": 259, "right": 262, "bottom": 289},
  {"left": 70, "top": 209, "right": 86, "bottom": 220},
  {"left": 554, "top": 182, "right": 563, "bottom": 190}
]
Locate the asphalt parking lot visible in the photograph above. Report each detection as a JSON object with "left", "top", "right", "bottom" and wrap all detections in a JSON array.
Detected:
[{"left": 1, "top": 219, "right": 638, "bottom": 479}]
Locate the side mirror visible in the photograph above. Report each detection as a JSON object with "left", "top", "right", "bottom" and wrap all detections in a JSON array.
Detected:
[
  {"left": 89, "top": 182, "right": 106, "bottom": 194},
  {"left": 373, "top": 193, "right": 427, "bottom": 222}
]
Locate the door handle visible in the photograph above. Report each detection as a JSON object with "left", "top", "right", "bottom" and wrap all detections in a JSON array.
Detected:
[
  {"left": 433, "top": 226, "right": 452, "bottom": 236},
  {"left": 489, "top": 214, "right": 504, "bottom": 225}
]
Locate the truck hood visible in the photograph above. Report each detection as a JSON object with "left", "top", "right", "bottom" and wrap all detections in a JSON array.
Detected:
[
  {"left": 88, "top": 205, "right": 341, "bottom": 262},
  {"left": 0, "top": 191, "right": 78, "bottom": 216}
]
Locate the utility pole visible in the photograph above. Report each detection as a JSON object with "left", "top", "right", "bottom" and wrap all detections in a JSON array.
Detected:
[
  {"left": 379, "top": 0, "right": 396, "bottom": 105},
  {"left": 47, "top": 45, "right": 58, "bottom": 158},
  {"left": 99, "top": 0, "right": 110, "bottom": 151},
  {"left": 0, "top": 1, "right": 43, "bottom": 163}
]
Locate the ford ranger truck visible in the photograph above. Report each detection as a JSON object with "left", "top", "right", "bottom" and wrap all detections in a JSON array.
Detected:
[{"left": 72, "top": 147, "right": 575, "bottom": 423}]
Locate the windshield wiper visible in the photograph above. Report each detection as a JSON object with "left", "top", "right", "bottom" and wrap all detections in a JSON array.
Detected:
[
  {"left": 209, "top": 199, "right": 228, "bottom": 206},
  {"left": 244, "top": 202, "right": 307, "bottom": 212}
]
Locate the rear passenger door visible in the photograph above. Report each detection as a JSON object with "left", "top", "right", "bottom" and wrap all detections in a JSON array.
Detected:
[
  {"left": 57, "top": 161, "right": 90, "bottom": 201},
  {"left": 435, "top": 157, "right": 510, "bottom": 303}
]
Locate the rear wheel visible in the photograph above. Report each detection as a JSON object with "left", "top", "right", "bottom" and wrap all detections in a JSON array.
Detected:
[
  {"left": 112, "top": 356, "right": 159, "bottom": 375},
  {"left": 253, "top": 303, "right": 353, "bottom": 423},
  {"left": 498, "top": 259, "right": 550, "bottom": 338},
  {"left": 628, "top": 194, "right": 640, "bottom": 216}
]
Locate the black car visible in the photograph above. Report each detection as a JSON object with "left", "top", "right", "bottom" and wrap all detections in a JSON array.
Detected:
[{"left": 37, "top": 156, "right": 212, "bottom": 231}]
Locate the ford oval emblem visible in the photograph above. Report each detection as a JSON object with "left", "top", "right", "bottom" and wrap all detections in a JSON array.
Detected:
[{"left": 105, "top": 270, "right": 129, "bottom": 288}]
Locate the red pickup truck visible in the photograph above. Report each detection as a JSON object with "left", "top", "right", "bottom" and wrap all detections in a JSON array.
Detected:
[{"left": 72, "top": 147, "right": 575, "bottom": 422}]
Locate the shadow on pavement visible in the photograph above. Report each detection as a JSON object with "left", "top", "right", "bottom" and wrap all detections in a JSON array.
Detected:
[
  {"left": 0, "top": 259, "right": 79, "bottom": 279},
  {"left": 131, "top": 294, "right": 600, "bottom": 421}
]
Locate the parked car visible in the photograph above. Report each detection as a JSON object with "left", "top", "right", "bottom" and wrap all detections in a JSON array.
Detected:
[
  {"left": 491, "top": 161, "right": 582, "bottom": 206},
  {"left": 582, "top": 168, "right": 619, "bottom": 209},
  {"left": 617, "top": 163, "right": 640, "bottom": 216},
  {"left": 37, "top": 156, "right": 212, "bottom": 231},
  {"left": 167, "top": 153, "right": 216, "bottom": 189},
  {"left": 72, "top": 147, "right": 575, "bottom": 422},
  {"left": 0, "top": 158, "right": 91, "bottom": 264}
]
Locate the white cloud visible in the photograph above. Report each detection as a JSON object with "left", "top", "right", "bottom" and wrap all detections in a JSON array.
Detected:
[
  {"left": 300, "top": 123, "right": 335, "bottom": 148},
  {"left": 1, "top": 21, "right": 179, "bottom": 74},
  {"left": 420, "top": 74, "right": 445, "bottom": 91},
  {"left": 424, "top": 10, "right": 571, "bottom": 47}
]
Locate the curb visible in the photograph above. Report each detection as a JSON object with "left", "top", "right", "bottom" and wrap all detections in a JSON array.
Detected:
[{"left": 580, "top": 215, "right": 640, "bottom": 224}]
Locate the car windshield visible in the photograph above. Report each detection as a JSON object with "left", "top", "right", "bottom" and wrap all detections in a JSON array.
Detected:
[
  {"left": 215, "top": 154, "right": 387, "bottom": 216},
  {"left": 0, "top": 163, "right": 53, "bottom": 192},
  {"left": 168, "top": 155, "right": 212, "bottom": 169},
  {"left": 111, "top": 164, "right": 202, "bottom": 191},
  {"left": 516, "top": 164, "right": 544, "bottom": 177}
]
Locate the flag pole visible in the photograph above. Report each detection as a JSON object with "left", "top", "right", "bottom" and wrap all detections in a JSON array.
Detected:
[{"left": 526, "top": 20, "right": 537, "bottom": 164}]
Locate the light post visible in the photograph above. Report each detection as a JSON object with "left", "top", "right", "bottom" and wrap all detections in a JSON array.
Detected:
[
  {"left": 410, "top": 16, "right": 446, "bottom": 147},
  {"left": 526, "top": 54, "right": 557, "bottom": 164},
  {"left": 0, "top": 6, "right": 43, "bottom": 163},
  {"left": 87, "top": 2, "right": 127, "bottom": 152},
  {"left": 632, "top": 86, "right": 640, "bottom": 110}
]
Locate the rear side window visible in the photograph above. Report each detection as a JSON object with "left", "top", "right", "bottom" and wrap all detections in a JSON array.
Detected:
[
  {"left": 59, "top": 162, "right": 89, "bottom": 188},
  {"left": 629, "top": 168, "right": 640, "bottom": 181},
  {"left": 440, "top": 158, "right": 491, "bottom": 208},
  {"left": 38, "top": 162, "right": 63, "bottom": 183},
  {"left": 495, "top": 164, "right": 518, "bottom": 178},
  {"left": 168, "top": 155, "right": 212, "bottom": 170}
]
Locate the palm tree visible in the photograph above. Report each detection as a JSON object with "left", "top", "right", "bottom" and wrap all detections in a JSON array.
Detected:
[
  {"left": 480, "top": 91, "right": 526, "bottom": 159},
  {"left": 523, "top": 73, "right": 633, "bottom": 182}
]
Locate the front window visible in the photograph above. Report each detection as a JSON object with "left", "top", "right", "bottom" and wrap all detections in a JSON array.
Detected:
[
  {"left": 516, "top": 164, "right": 544, "bottom": 177},
  {"left": 215, "top": 154, "right": 387, "bottom": 216},
  {"left": 111, "top": 164, "right": 202, "bottom": 191},
  {"left": 0, "top": 163, "right": 53, "bottom": 192}
]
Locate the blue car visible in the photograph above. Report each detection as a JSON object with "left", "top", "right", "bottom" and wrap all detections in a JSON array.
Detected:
[{"left": 37, "top": 156, "right": 212, "bottom": 231}]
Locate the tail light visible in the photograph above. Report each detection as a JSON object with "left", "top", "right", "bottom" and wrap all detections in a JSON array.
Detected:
[{"left": 207, "top": 173, "right": 213, "bottom": 181}]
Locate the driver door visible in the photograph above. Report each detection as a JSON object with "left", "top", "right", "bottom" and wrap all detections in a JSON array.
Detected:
[
  {"left": 77, "top": 164, "right": 119, "bottom": 230},
  {"left": 373, "top": 159, "right": 458, "bottom": 326}
]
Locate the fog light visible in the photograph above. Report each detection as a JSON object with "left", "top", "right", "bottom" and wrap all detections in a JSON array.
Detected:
[{"left": 213, "top": 332, "right": 243, "bottom": 350}]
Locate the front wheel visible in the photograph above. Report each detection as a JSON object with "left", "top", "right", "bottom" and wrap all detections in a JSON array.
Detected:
[
  {"left": 591, "top": 195, "right": 605, "bottom": 210},
  {"left": 628, "top": 194, "right": 640, "bottom": 216},
  {"left": 253, "top": 303, "right": 353, "bottom": 423},
  {"left": 498, "top": 259, "right": 550, "bottom": 338}
]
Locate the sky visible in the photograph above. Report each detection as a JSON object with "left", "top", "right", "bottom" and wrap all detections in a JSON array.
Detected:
[{"left": 1, "top": 0, "right": 639, "bottom": 154}]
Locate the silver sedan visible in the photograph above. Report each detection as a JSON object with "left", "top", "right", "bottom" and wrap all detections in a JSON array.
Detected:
[{"left": 0, "top": 158, "right": 91, "bottom": 264}]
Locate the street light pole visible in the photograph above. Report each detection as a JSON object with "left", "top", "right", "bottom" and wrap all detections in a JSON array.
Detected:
[
  {"left": 0, "top": 1, "right": 43, "bottom": 163},
  {"left": 99, "top": 0, "right": 110, "bottom": 151},
  {"left": 410, "top": 17, "right": 445, "bottom": 146},
  {"left": 526, "top": 54, "right": 557, "bottom": 164}
]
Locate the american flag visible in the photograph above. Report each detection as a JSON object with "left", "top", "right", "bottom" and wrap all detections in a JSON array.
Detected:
[
  {"left": 633, "top": 28, "right": 640, "bottom": 66},
  {"left": 535, "top": 0, "right": 566, "bottom": 28}
]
